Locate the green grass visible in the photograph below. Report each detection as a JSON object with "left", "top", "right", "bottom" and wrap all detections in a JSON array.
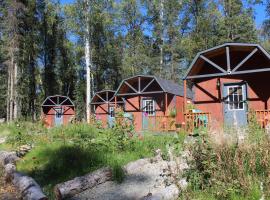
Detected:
[{"left": 0, "top": 122, "right": 182, "bottom": 199}]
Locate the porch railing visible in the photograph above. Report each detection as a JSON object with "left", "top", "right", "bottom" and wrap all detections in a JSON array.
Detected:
[
  {"left": 248, "top": 110, "right": 270, "bottom": 128},
  {"left": 147, "top": 116, "right": 176, "bottom": 131},
  {"left": 184, "top": 112, "right": 211, "bottom": 132}
]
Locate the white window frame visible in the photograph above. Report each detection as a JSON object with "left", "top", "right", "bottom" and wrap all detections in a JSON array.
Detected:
[
  {"left": 109, "top": 106, "right": 115, "bottom": 118},
  {"left": 227, "top": 85, "right": 245, "bottom": 111},
  {"left": 142, "top": 99, "right": 155, "bottom": 116},
  {"left": 55, "top": 108, "right": 63, "bottom": 118}
]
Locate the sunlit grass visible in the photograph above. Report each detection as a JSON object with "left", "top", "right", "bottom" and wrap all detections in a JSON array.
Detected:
[{"left": 0, "top": 121, "right": 181, "bottom": 198}]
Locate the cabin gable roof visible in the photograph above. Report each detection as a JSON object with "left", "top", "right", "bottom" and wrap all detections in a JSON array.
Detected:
[
  {"left": 115, "top": 75, "right": 192, "bottom": 98},
  {"left": 42, "top": 95, "right": 74, "bottom": 107},
  {"left": 184, "top": 43, "right": 270, "bottom": 80}
]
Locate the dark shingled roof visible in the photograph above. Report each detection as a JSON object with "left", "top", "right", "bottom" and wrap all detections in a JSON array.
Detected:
[
  {"left": 155, "top": 76, "right": 193, "bottom": 98},
  {"left": 115, "top": 75, "right": 193, "bottom": 99}
]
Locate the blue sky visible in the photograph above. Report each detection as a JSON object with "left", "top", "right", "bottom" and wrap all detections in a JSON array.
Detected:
[{"left": 60, "top": 0, "right": 267, "bottom": 27}]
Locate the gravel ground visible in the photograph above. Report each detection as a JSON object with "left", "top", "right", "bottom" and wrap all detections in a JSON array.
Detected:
[{"left": 70, "top": 159, "right": 179, "bottom": 200}]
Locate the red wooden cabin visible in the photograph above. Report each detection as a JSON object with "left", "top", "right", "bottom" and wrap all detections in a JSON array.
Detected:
[
  {"left": 114, "top": 75, "right": 192, "bottom": 132},
  {"left": 90, "top": 90, "right": 124, "bottom": 127},
  {"left": 41, "top": 95, "right": 75, "bottom": 128},
  {"left": 183, "top": 43, "right": 270, "bottom": 129}
]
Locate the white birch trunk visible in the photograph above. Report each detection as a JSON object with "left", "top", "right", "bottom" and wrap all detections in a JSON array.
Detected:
[
  {"left": 159, "top": 0, "right": 164, "bottom": 74},
  {"left": 10, "top": 55, "right": 14, "bottom": 121},
  {"left": 13, "top": 62, "right": 18, "bottom": 120},
  {"left": 6, "top": 61, "right": 11, "bottom": 122},
  {"left": 84, "top": 0, "right": 92, "bottom": 123},
  {"left": 85, "top": 30, "right": 91, "bottom": 123}
]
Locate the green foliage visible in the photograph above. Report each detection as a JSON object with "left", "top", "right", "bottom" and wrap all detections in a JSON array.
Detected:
[
  {"left": 0, "top": 121, "right": 179, "bottom": 197},
  {"left": 183, "top": 127, "right": 270, "bottom": 199}
]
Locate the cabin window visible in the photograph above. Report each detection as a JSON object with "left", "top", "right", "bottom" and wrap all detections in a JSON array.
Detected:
[
  {"left": 55, "top": 108, "right": 62, "bottom": 118},
  {"left": 109, "top": 106, "right": 115, "bottom": 117},
  {"left": 228, "top": 86, "right": 244, "bottom": 110},
  {"left": 143, "top": 99, "right": 155, "bottom": 116}
]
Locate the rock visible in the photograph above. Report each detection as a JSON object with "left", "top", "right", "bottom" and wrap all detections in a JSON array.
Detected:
[
  {"left": 123, "top": 158, "right": 150, "bottom": 174},
  {"left": 178, "top": 178, "right": 188, "bottom": 190},
  {"left": 0, "top": 137, "right": 6, "bottom": 144},
  {"left": 151, "top": 184, "right": 179, "bottom": 200},
  {"left": 71, "top": 149, "right": 189, "bottom": 200},
  {"left": 0, "top": 118, "right": 5, "bottom": 123}
]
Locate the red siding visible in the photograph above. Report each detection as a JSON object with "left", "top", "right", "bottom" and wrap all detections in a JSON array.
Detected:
[
  {"left": 42, "top": 106, "right": 75, "bottom": 128},
  {"left": 95, "top": 104, "right": 109, "bottom": 127},
  {"left": 193, "top": 76, "right": 270, "bottom": 126},
  {"left": 124, "top": 94, "right": 186, "bottom": 131}
]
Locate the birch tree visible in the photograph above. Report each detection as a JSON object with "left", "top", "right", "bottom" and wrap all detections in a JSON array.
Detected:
[
  {"left": 84, "top": 0, "right": 92, "bottom": 123},
  {"left": 2, "top": 0, "right": 24, "bottom": 122}
]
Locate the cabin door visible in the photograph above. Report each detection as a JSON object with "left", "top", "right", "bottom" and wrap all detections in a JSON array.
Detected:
[
  {"left": 142, "top": 98, "right": 155, "bottom": 130},
  {"left": 223, "top": 83, "right": 247, "bottom": 127},
  {"left": 108, "top": 105, "right": 115, "bottom": 128},
  {"left": 54, "top": 108, "right": 63, "bottom": 126}
]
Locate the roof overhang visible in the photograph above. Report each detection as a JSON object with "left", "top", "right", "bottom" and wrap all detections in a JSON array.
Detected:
[
  {"left": 90, "top": 90, "right": 125, "bottom": 105},
  {"left": 184, "top": 43, "right": 270, "bottom": 80},
  {"left": 114, "top": 75, "right": 167, "bottom": 96},
  {"left": 41, "top": 95, "right": 74, "bottom": 107}
]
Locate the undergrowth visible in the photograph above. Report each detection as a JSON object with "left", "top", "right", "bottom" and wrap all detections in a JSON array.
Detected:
[
  {"left": 0, "top": 121, "right": 179, "bottom": 199},
  {"left": 181, "top": 122, "right": 270, "bottom": 200}
]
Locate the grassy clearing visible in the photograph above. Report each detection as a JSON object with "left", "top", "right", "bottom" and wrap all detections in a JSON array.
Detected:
[{"left": 0, "top": 122, "right": 182, "bottom": 198}]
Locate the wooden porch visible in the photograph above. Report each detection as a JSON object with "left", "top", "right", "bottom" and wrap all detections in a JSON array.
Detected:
[
  {"left": 147, "top": 116, "right": 176, "bottom": 132},
  {"left": 184, "top": 112, "right": 211, "bottom": 132},
  {"left": 248, "top": 110, "right": 270, "bottom": 128},
  {"left": 183, "top": 110, "right": 270, "bottom": 131}
]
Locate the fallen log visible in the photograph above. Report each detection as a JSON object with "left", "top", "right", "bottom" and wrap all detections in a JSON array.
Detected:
[
  {"left": 0, "top": 151, "right": 47, "bottom": 200},
  {"left": 12, "top": 172, "right": 47, "bottom": 200},
  {"left": 54, "top": 167, "right": 113, "bottom": 200},
  {"left": 0, "top": 151, "right": 19, "bottom": 165}
]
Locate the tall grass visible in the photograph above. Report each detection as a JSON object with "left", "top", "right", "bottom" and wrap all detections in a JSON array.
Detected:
[{"left": 182, "top": 125, "right": 270, "bottom": 200}]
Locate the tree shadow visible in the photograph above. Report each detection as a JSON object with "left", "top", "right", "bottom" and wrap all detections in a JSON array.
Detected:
[{"left": 29, "top": 145, "right": 106, "bottom": 187}]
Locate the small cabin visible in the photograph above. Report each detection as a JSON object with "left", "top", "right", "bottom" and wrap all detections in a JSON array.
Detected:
[
  {"left": 114, "top": 75, "right": 192, "bottom": 132},
  {"left": 90, "top": 90, "right": 124, "bottom": 127},
  {"left": 183, "top": 43, "right": 270, "bottom": 129},
  {"left": 41, "top": 95, "right": 75, "bottom": 128}
]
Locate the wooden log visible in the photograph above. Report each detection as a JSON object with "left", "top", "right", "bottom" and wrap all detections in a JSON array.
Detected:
[
  {"left": 12, "top": 172, "right": 47, "bottom": 200},
  {"left": 54, "top": 167, "right": 113, "bottom": 200},
  {"left": 0, "top": 151, "right": 19, "bottom": 165},
  {"left": 4, "top": 163, "right": 16, "bottom": 182},
  {"left": 0, "top": 151, "right": 47, "bottom": 200}
]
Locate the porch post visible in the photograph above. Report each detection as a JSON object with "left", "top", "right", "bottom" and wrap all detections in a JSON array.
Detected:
[
  {"left": 165, "top": 92, "right": 168, "bottom": 131},
  {"left": 165, "top": 92, "right": 168, "bottom": 116},
  {"left": 184, "top": 79, "right": 187, "bottom": 112},
  {"left": 114, "top": 96, "right": 117, "bottom": 110},
  {"left": 89, "top": 104, "right": 91, "bottom": 123},
  {"left": 139, "top": 95, "right": 141, "bottom": 111}
]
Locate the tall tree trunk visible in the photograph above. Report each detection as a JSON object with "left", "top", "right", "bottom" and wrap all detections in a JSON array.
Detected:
[
  {"left": 13, "top": 62, "right": 18, "bottom": 120},
  {"left": 159, "top": 0, "right": 164, "bottom": 74},
  {"left": 84, "top": 0, "right": 92, "bottom": 123}
]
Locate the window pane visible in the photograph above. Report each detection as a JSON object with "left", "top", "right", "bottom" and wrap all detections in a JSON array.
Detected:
[
  {"left": 239, "top": 102, "right": 243, "bottom": 109},
  {"left": 227, "top": 86, "right": 244, "bottom": 110},
  {"left": 237, "top": 87, "right": 242, "bottom": 95}
]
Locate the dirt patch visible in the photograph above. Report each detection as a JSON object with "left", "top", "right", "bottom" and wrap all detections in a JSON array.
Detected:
[{"left": 0, "top": 167, "right": 19, "bottom": 200}]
